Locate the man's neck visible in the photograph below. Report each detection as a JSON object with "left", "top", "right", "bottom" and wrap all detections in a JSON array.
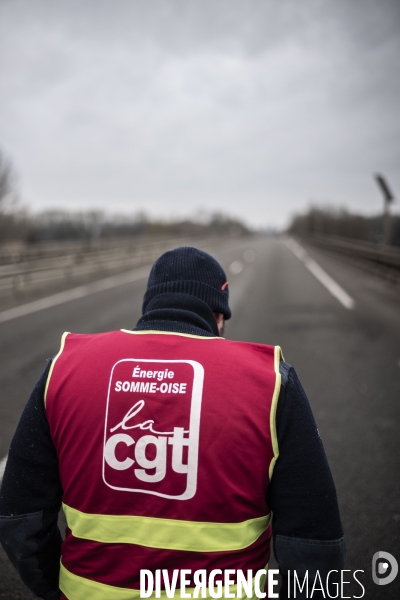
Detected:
[{"left": 134, "top": 293, "right": 219, "bottom": 337}]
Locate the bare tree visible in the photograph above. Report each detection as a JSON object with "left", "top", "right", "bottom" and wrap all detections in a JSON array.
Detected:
[
  {"left": 0, "top": 149, "right": 17, "bottom": 211},
  {"left": 0, "top": 149, "right": 27, "bottom": 242}
]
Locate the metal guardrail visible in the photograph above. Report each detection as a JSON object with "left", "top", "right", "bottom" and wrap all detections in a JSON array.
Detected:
[
  {"left": 0, "top": 237, "right": 169, "bottom": 266},
  {"left": 0, "top": 235, "right": 218, "bottom": 293},
  {"left": 297, "top": 232, "right": 400, "bottom": 280}
]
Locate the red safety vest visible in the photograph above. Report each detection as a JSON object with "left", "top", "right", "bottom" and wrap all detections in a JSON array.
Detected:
[{"left": 45, "top": 329, "right": 282, "bottom": 600}]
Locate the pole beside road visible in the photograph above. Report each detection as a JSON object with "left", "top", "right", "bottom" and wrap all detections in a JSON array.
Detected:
[{"left": 374, "top": 173, "right": 395, "bottom": 245}]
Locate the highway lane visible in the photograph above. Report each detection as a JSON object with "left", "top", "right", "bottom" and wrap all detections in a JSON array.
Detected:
[{"left": 0, "top": 235, "right": 399, "bottom": 599}]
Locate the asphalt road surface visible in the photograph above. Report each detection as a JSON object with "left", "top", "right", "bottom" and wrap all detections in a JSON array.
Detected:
[{"left": 0, "top": 235, "right": 399, "bottom": 599}]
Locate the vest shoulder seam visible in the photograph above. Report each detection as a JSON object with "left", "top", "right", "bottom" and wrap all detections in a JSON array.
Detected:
[{"left": 44, "top": 331, "right": 70, "bottom": 408}]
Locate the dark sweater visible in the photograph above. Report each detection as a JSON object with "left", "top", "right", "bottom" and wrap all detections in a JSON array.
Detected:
[{"left": 0, "top": 302, "right": 345, "bottom": 599}]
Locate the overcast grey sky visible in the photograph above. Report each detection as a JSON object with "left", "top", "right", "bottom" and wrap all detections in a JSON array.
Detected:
[{"left": 1, "top": 0, "right": 399, "bottom": 228}]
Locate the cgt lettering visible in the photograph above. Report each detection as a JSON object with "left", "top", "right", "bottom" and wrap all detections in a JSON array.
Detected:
[{"left": 104, "top": 428, "right": 189, "bottom": 482}]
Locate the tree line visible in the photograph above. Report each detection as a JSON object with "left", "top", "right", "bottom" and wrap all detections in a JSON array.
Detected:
[
  {"left": 0, "top": 150, "right": 249, "bottom": 244},
  {"left": 288, "top": 206, "right": 400, "bottom": 246},
  {"left": 0, "top": 207, "right": 250, "bottom": 245}
]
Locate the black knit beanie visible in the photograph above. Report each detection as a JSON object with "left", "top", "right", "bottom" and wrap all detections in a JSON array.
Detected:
[{"left": 142, "top": 246, "right": 231, "bottom": 319}]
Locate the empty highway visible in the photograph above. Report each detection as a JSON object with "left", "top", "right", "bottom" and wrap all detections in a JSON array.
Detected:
[{"left": 0, "top": 236, "right": 399, "bottom": 599}]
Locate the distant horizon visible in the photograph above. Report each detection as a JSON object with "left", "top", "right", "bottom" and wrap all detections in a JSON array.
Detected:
[{"left": 10, "top": 202, "right": 400, "bottom": 234}]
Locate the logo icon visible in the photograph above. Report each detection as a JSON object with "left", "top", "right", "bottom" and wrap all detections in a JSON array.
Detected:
[
  {"left": 103, "top": 359, "right": 204, "bottom": 500},
  {"left": 372, "top": 551, "right": 398, "bottom": 585}
]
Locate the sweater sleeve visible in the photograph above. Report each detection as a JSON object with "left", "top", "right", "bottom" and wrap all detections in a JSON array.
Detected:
[
  {"left": 268, "top": 362, "right": 345, "bottom": 599},
  {"left": 0, "top": 361, "right": 62, "bottom": 600}
]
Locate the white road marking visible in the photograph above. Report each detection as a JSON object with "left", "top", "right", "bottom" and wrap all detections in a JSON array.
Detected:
[
  {"left": 284, "top": 237, "right": 355, "bottom": 310},
  {"left": 0, "top": 266, "right": 151, "bottom": 324},
  {"left": 0, "top": 454, "right": 7, "bottom": 483},
  {"left": 229, "top": 260, "right": 244, "bottom": 274}
]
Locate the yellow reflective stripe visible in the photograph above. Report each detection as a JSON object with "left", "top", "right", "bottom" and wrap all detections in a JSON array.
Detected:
[
  {"left": 120, "top": 329, "right": 224, "bottom": 340},
  {"left": 60, "top": 563, "right": 142, "bottom": 600},
  {"left": 268, "top": 346, "right": 282, "bottom": 480},
  {"left": 63, "top": 504, "right": 270, "bottom": 552},
  {"left": 44, "top": 331, "right": 70, "bottom": 408},
  {"left": 59, "top": 562, "right": 267, "bottom": 600}
]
